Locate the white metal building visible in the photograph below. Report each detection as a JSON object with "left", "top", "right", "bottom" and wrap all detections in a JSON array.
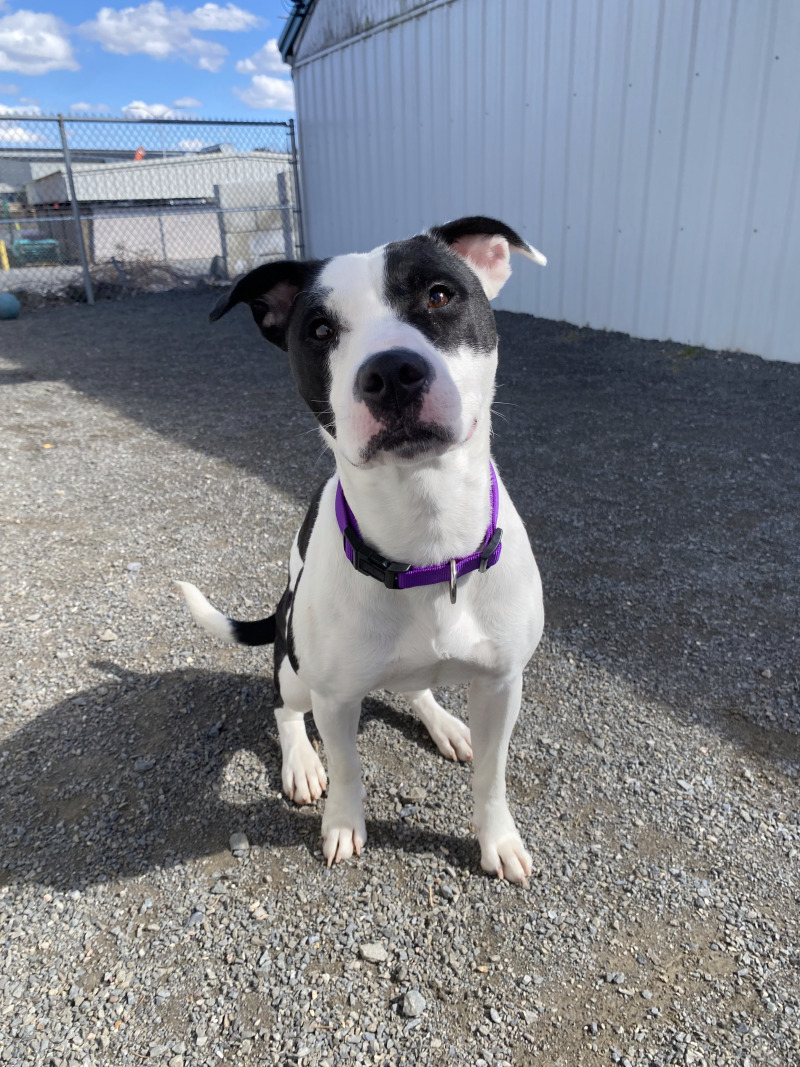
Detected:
[
  {"left": 24, "top": 151, "right": 290, "bottom": 206},
  {"left": 281, "top": 0, "right": 800, "bottom": 363},
  {"left": 23, "top": 151, "right": 296, "bottom": 273}
]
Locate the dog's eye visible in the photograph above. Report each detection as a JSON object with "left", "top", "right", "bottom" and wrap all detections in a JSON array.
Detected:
[
  {"left": 310, "top": 319, "right": 334, "bottom": 341},
  {"left": 428, "top": 287, "right": 451, "bottom": 309}
]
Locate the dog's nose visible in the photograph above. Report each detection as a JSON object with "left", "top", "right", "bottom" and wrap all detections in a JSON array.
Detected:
[{"left": 355, "top": 348, "right": 432, "bottom": 411}]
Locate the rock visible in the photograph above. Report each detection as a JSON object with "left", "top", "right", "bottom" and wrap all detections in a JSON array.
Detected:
[
  {"left": 402, "top": 989, "right": 426, "bottom": 1017},
  {"left": 400, "top": 786, "right": 427, "bottom": 803},
  {"left": 134, "top": 758, "right": 154, "bottom": 773},
  {"left": 229, "top": 832, "right": 249, "bottom": 853},
  {"left": 99, "top": 629, "right": 118, "bottom": 642},
  {"left": 359, "top": 943, "right": 388, "bottom": 964}
]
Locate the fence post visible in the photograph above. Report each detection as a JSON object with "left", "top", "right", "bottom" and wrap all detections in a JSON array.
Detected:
[
  {"left": 277, "top": 172, "right": 294, "bottom": 260},
  {"left": 57, "top": 114, "right": 94, "bottom": 306},
  {"left": 213, "top": 184, "right": 229, "bottom": 278},
  {"left": 157, "top": 213, "right": 168, "bottom": 263},
  {"left": 287, "top": 119, "right": 305, "bottom": 259}
]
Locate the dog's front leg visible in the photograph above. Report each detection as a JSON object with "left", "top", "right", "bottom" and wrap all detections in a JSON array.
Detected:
[
  {"left": 468, "top": 673, "right": 532, "bottom": 884},
  {"left": 311, "top": 693, "right": 366, "bottom": 866}
]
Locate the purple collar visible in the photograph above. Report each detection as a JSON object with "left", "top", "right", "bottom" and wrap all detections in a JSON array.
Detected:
[{"left": 335, "top": 462, "right": 503, "bottom": 601}]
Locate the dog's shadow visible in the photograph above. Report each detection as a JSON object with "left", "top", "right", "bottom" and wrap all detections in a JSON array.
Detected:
[{"left": 0, "top": 662, "right": 471, "bottom": 891}]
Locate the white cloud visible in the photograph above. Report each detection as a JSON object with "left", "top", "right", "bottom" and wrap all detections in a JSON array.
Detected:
[
  {"left": 0, "top": 100, "right": 42, "bottom": 142},
  {"left": 0, "top": 10, "right": 78, "bottom": 75},
  {"left": 122, "top": 100, "right": 178, "bottom": 119},
  {"left": 233, "top": 74, "right": 294, "bottom": 111},
  {"left": 0, "top": 100, "right": 40, "bottom": 115},
  {"left": 173, "top": 95, "right": 202, "bottom": 108},
  {"left": 81, "top": 2, "right": 259, "bottom": 72},
  {"left": 178, "top": 137, "right": 208, "bottom": 150},
  {"left": 0, "top": 123, "right": 41, "bottom": 142},
  {"left": 235, "top": 37, "right": 287, "bottom": 76},
  {"left": 186, "top": 3, "right": 258, "bottom": 31},
  {"left": 71, "top": 102, "right": 112, "bottom": 113},
  {"left": 0, "top": 81, "right": 19, "bottom": 94}
]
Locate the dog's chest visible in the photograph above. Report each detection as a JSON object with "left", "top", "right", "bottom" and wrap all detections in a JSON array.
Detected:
[
  {"left": 376, "top": 595, "right": 498, "bottom": 691},
  {"left": 294, "top": 556, "right": 502, "bottom": 692}
]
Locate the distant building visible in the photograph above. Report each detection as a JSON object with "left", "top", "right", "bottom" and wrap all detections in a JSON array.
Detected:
[{"left": 2, "top": 146, "right": 296, "bottom": 275}]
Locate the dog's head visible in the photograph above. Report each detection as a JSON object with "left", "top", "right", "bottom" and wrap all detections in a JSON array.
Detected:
[{"left": 210, "top": 216, "right": 545, "bottom": 468}]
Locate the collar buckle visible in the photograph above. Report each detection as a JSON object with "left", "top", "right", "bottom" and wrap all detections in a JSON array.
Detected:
[
  {"left": 479, "top": 527, "right": 503, "bottom": 573},
  {"left": 343, "top": 525, "right": 412, "bottom": 589}
]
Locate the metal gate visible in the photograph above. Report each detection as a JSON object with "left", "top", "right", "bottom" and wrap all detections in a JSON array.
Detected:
[{"left": 0, "top": 114, "right": 303, "bottom": 305}]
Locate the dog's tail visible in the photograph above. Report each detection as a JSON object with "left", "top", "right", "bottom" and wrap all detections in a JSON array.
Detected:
[{"left": 176, "top": 581, "right": 276, "bottom": 646}]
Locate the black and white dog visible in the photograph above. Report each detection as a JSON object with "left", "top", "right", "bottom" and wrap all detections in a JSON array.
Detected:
[{"left": 178, "top": 217, "right": 546, "bottom": 882}]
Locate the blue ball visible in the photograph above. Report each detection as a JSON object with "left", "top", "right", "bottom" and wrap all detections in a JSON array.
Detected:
[{"left": 0, "top": 292, "right": 20, "bottom": 320}]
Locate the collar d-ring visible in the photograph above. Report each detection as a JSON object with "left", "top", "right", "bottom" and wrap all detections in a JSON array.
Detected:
[{"left": 449, "top": 558, "right": 457, "bottom": 604}]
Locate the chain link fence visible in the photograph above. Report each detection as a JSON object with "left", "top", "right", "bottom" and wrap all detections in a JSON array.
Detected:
[{"left": 0, "top": 114, "right": 303, "bottom": 306}]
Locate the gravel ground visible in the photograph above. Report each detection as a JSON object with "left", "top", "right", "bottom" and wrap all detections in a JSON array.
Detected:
[{"left": 1, "top": 291, "right": 798, "bottom": 1067}]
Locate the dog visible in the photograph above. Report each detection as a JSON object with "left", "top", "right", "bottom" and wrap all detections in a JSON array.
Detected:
[{"left": 178, "top": 216, "right": 546, "bottom": 882}]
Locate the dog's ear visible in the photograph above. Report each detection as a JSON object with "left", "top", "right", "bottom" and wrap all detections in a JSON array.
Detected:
[
  {"left": 429, "top": 216, "right": 546, "bottom": 300},
  {"left": 209, "top": 260, "right": 320, "bottom": 350}
]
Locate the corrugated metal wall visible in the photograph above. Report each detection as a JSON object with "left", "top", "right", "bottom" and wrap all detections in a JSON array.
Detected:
[{"left": 292, "top": 0, "right": 800, "bottom": 363}]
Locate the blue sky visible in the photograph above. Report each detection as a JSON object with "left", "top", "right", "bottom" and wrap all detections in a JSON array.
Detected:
[{"left": 0, "top": 0, "right": 296, "bottom": 128}]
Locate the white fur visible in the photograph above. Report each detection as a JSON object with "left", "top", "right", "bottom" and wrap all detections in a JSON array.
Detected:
[
  {"left": 181, "top": 224, "right": 546, "bottom": 882},
  {"left": 176, "top": 581, "right": 235, "bottom": 643}
]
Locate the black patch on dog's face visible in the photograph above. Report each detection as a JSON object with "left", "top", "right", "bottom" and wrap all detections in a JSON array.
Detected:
[
  {"left": 284, "top": 285, "right": 343, "bottom": 436},
  {"left": 383, "top": 235, "right": 498, "bottom": 354},
  {"left": 210, "top": 259, "right": 340, "bottom": 437}
]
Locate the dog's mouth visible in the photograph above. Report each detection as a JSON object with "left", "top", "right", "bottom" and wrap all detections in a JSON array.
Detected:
[{"left": 359, "top": 421, "right": 455, "bottom": 463}]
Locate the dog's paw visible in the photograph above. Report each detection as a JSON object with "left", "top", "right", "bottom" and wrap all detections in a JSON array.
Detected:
[
  {"left": 408, "top": 692, "right": 473, "bottom": 761},
  {"left": 474, "top": 808, "right": 532, "bottom": 884},
  {"left": 428, "top": 711, "right": 473, "bottom": 762},
  {"left": 321, "top": 789, "right": 367, "bottom": 866},
  {"left": 479, "top": 832, "right": 532, "bottom": 884},
  {"left": 281, "top": 741, "right": 327, "bottom": 806}
]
